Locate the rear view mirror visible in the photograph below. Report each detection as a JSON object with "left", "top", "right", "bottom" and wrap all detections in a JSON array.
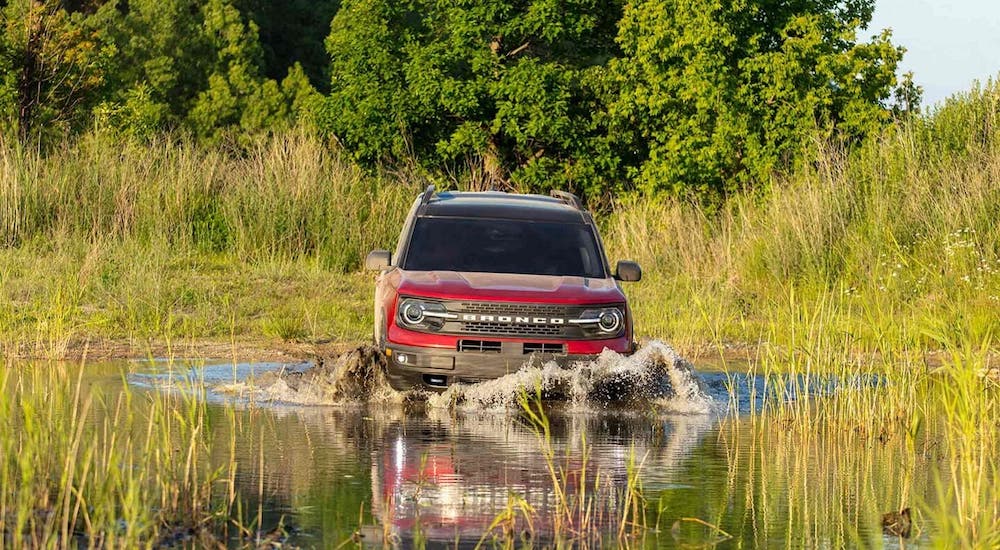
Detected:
[
  {"left": 614, "top": 260, "right": 642, "bottom": 282},
  {"left": 365, "top": 250, "right": 391, "bottom": 271}
]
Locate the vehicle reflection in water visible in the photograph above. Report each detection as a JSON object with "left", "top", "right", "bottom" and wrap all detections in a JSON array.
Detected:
[
  {"left": 205, "top": 401, "right": 715, "bottom": 547},
  {"left": 370, "top": 410, "right": 715, "bottom": 545}
]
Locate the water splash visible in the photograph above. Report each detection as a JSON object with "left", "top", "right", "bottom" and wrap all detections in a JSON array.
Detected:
[
  {"left": 426, "top": 341, "right": 713, "bottom": 413},
  {"left": 210, "top": 340, "right": 713, "bottom": 414},
  {"left": 214, "top": 346, "right": 408, "bottom": 406}
]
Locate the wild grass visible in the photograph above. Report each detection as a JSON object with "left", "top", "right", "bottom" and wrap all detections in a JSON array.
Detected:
[
  {"left": 604, "top": 82, "right": 1000, "bottom": 354},
  {"left": 696, "top": 319, "right": 999, "bottom": 547},
  {"left": 1, "top": 131, "right": 413, "bottom": 270},
  {"left": 1, "top": 130, "right": 413, "bottom": 356},
  {"left": 3, "top": 82, "right": 1000, "bottom": 358},
  {"left": 0, "top": 242, "right": 373, "bottom": 358},
  {"left": 1, "top": 80, "right": 999, "bottom": 547},
  {"left": 490, "top": 385, "right": 648, "bottom": 548},
  {"left": 0, "top": 358, "right": 234, "bottom": 546}
]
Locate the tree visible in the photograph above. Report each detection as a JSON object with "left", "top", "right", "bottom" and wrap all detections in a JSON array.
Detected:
[
  {"left": 96, "top": 0, "right": 207, "bottom": 132},
  {"left": 608, "top": 0, "right": 913, "bottom": 198},
  {"left": 324, "top": 0, "right": 624, "bottom": 197},
  {"left": 237, "top": 0, "right": 340, "bottom": 92},
  {"left": 95, "top": 0, "right": 318, "bottom": 139},
  {"left": 187, "top": 0, "right": 278, "bottom": 137},
  {"left": 0, "top": 0, "right": 116, "bottom": 142}
]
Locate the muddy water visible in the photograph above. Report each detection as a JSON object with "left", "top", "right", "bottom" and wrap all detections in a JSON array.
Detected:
[{"left": 90, "top": 344, "right": 936, "bottom": 548}]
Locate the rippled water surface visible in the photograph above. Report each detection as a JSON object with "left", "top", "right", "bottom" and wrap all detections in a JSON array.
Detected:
[{"left": 72, "top": 346, "right": 936, "bottom": 548}]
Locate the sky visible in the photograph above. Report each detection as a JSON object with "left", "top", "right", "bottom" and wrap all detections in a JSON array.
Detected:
[{"left": 869, "top": 0, "right": 1000, "bottom": 108}]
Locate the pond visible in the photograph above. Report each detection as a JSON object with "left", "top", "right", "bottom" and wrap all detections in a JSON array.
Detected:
[{"left": 6, "top": 344, "right": 942, "bottom": 548}]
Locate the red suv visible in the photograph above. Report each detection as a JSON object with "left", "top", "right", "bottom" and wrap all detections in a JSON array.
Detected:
[{"left": 365, "top": 187, "right": 642, "bottom": 391}]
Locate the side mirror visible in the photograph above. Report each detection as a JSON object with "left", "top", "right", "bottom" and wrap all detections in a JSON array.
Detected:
[
  {"left": 365, "top": 250, "right": 391, "bottom": 271},
  {"left": 614, "top": 260, "right": 642, "bottom": 282}
]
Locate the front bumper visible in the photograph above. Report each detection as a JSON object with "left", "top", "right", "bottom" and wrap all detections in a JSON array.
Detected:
[{"left": 384, "top": 342, "right": 609, "bottom": 391}]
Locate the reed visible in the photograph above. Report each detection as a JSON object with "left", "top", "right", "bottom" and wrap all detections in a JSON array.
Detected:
[
  {"left": 0, "top": 358, "right": 235, "bottom": 546},
  {"left": 504, "top": 385, "right": 648, "bottom": 548},
  {"left": 700, "top": 319, "right": 1000, "bottom": 547},
  {"left": 1, "top": 131, "right": 414, "bottom": 270},
  {"left": 603, "top": 82, "right": 1000, "bottom": 354}
]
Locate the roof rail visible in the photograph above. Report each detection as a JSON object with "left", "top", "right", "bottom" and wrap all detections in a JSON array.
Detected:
[
  {"left": 420, "top": 184, "right": 436, "bottom": 205},
  {"left": 550, "top": 190, "right": 583, "bottom": 210}
]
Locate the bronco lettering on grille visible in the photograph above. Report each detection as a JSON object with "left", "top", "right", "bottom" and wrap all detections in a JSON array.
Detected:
[{"left": 460, "top": 314, "right": 566, "bottom": 325}]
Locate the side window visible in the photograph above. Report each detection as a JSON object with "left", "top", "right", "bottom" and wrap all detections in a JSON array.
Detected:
[{"left": 393, "top": 199, "right": 421, "bottom": 266}]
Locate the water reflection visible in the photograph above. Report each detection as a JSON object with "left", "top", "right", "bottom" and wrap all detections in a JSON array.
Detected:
[
  {"left": 371, "top": 411, "right": 715, "bottom": 545},
  {"left": 204, "top": 403, "right": 717, "bottom": 547},
  {"left": 96, "top": 359, "right": 941, "bottom": 548}
]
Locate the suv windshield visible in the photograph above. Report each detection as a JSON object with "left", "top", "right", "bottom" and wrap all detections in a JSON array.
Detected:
[{"left": 403, "top": 217, "right": 606, "bottom": 278}]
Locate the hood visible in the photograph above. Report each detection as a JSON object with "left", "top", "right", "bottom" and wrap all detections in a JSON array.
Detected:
[{"left": 394, "top": 270, "right": 625, "bottom": 304}]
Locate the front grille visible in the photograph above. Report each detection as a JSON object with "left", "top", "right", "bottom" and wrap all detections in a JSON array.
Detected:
[
  {"left": 450, "top": 301, "right": 577, "bottom": 339},
  {"left": 523, "top": 343, "right": 565, "bottom": 354},
  {"left": 458, "top": 340, "right": 502, "bottom": 353}
]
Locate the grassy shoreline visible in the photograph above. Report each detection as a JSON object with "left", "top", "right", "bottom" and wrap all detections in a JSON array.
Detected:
[
  {"left": 2, "top": 82, "right": 1000, "bottom": 362},
  {"left": 0, "top": 243, "right": 372, "bottom": 360}
]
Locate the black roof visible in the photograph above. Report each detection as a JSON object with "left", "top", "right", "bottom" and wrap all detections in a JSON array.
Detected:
[{"left": 418, "top": 191, "right": 589, "bottom": 223}]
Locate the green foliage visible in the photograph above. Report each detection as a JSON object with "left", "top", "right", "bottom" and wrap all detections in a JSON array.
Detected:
[
  {"left": 1, "top": 0, "right": 915, "bottom": 200},
  {"left": 918, "top": 78, "right": 1000, "bottom": 160},
  {"left": 98, "top": 0, "right": 208, "bottom": 129},
  {"left": 609, "top": 0, "right": 911, "bottom": 198},
  {"left": 322, "top": 0, "right": 415, "bottom": 165},
  {"left": 323, "top": 0, "right": 911, "bottom": 200},
  {"left": 97, "top": 0, "right": 314, "bottom": 140},
  {"left": 324, "top": 0, "right": 623, "bottom": 197},
  {"left": 186, "top": 0, "right": 274, "bottom": 137},
  {"left": 237, "top": 0, "right": 340, "bottom": 92},
  {"left": 280, "top": 62, "right": 324, "bottom": 129},
  {"left": 0, "top": 0, "right": 117, "bottom": 140}
]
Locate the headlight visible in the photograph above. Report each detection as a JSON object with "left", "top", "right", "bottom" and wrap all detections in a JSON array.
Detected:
[
  {"left": 598, "top": 309, "right": 624, "bottom": 333},
  {"left": 571, "top": 306, "right": 626, "bottom": 336},
  {"left": 400, "top": 300, "right": 425, "bottom": 325},
  {"left": 396, "top": 298, "right": 456, "bottom": 331}
]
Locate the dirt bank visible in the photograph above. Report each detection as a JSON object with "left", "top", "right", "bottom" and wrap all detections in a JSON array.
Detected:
[{"left": 2, "top": 337, "right": 357, "bottom": 363}]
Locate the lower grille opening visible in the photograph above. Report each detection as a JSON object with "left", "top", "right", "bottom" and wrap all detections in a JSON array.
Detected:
[
  {"left": 458, "top": 340, "right": 502, "bottom": 353},
  {"left": 523, "top": 343, "right": 566, "bottom": 355}
]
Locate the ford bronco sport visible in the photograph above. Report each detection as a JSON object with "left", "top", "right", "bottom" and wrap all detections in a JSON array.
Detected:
[{"left": 365, "top": 186, "right": 642, "bottom": 391}]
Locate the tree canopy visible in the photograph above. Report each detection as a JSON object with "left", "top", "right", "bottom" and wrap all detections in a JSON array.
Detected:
[
  {"left": 609, "top": 0, "right": 910, "bottom": 197},
  {"left": 0, "top": 0, "right": 918, "bottom": 200},
  {"left": 324, "top": 0, "right": 624, "bottom": 196}
]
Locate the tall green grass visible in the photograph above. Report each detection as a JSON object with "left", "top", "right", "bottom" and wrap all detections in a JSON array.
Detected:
[
  {"left": 711, "top": 327, "right": 1000, "bottom": 547},
  {"left": 1, "top": 132, "right": 411, "bottom": 355},
  {"left": 0, "top": 360, "right": 233, "bottom": 546},
  {"left": 1, "top": 131, "right": 414, "bottom": 271},
  {"left": 604, "top": 81, "right": 1000, "bottom": 352},
  {"left": 2, "top": 81, "right": 1000, "bottom": 357}
]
